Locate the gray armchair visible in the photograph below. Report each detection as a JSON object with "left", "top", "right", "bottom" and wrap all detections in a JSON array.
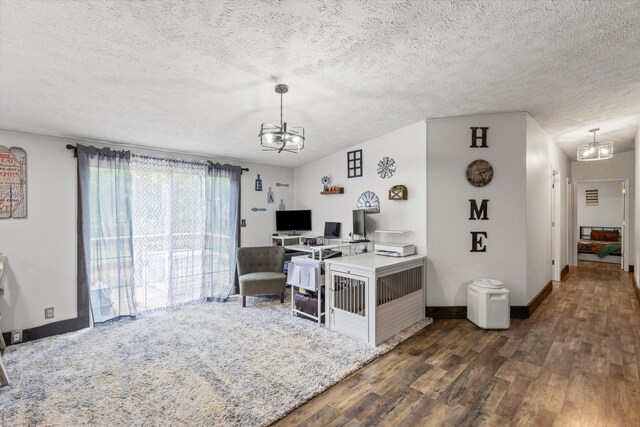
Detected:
[{"left": 236, "top": 246, "right": 286, "bottom": 307}]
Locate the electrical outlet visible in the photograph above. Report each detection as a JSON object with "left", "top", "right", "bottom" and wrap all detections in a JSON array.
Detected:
[
  {"left": 45, "top": 306, "right": 55, "bottom": 319},
  {"left": 11, "top": 330, "right": 22, "bottom": 344}
]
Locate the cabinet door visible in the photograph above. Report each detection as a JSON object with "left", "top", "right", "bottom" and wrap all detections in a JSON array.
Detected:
[{"left": 329, "top": 271, "right": 368, "bottom": 342}]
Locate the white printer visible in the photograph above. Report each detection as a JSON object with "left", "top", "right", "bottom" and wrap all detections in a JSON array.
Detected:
[{"left": 373, "top": 230, "right": 416, "bottom": 257}]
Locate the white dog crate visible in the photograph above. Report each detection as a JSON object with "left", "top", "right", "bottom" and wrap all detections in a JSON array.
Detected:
[
  {"left": 324, "top": 253, "right": 426, "bottom": 347},
  {"left": 467, "top": 279, "right": 510, "bottom": 329}
]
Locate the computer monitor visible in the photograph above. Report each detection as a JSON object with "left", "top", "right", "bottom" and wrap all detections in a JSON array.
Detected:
[
  {"left": 323, "top": 222, "right": 341, "bottom": 238},
  {"left": 353, "top": 209, "right": 366, "bottom": 239},
  {"left": 275, "top": 210, "right": 312, "bottom": 235}
]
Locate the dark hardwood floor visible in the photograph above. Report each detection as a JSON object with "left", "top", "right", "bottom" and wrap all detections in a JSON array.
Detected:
[{"left": 274, "top": 262, "right": 640, "bottom": 426}]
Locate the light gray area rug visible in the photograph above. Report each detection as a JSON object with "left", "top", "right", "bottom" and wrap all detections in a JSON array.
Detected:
[{"left": 0, "top": 294, "right": 431, "bottom": 426}]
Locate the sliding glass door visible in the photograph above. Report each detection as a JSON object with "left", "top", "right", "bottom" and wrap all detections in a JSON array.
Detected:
[
  {"left": 79, "top": 145, "right": 241, "bottom": 323},
  {"left": 131, "top": 156, "right": 209, "bottom": 312}
]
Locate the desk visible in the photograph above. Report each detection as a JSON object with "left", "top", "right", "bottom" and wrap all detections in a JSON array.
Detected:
[
  {"left": 285, "top": 242, "right": 373, "bottom": 326},
  {"left": 284, "top": 241, "right": 370, "bottom": 261}
]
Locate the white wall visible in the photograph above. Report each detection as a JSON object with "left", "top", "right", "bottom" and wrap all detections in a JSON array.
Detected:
[
  {"left": 0, "top": 130, "right": 292, "bottom": 333},
  {"left": 635, "top": 124, "right": 640, "bottom": 287},
  {"left": 0, "top": 131, "right": 78, "bottom": 331},
  {"left": 550, "top": 139, "right": 571, "bottom": 273},
  {"left": 294, "top": 121, "right": 427, "bottom": 255},
  {"left": 571, "top": 151, "right": 636, "bottom": 269},
  {"left": 525, "top": 116, "right": 555, "bottom": 301},
  {"left": 427, "top": 113, "right": 528, "bottom": 306},
  {"left": 240, "top": 166, "right": 294, "bottom": 247},
  {"left": 576, "top": 181, "right": 623, "bottom": 227}
]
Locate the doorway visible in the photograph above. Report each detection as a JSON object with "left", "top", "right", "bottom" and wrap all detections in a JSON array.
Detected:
[
  {"left": 551, "top": 169, "right": 561, "bottom": 281},
  {"left": 572, "top": 179, "right": 629, "bottom": 271}
]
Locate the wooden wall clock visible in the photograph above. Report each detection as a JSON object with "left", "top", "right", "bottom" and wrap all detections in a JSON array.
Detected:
[{"left": 466, "top": 159, "right": 493, "bottom": 187}]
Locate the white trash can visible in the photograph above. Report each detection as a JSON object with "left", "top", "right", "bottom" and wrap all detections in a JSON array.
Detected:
[{"left": 467, "top": 279, "right": 510, "bottom": 329}]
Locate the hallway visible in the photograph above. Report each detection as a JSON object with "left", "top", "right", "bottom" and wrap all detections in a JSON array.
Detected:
[{"left": 275, "top": 263, "right": 640, "bottom": 426}]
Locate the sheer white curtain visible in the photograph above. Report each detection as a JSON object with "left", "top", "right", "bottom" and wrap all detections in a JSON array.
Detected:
[{"left": 130, "top": 156, "right": 209, "bottom": 312}]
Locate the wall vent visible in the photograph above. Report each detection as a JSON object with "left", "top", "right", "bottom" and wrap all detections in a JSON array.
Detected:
[{"left": 585, "top": 189, "right": 598, "bottom": 207}]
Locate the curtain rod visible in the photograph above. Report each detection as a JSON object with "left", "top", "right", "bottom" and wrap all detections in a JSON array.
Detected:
[{"left": 65, "top": 144, "right": 250, "bottom": 173}]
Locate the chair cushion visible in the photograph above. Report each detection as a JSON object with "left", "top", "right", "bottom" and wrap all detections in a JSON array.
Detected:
[{"left": 239, "top": 272, "right": 286, "bottom": 296}]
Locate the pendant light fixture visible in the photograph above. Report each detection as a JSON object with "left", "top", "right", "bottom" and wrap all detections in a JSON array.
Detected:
[
  {"left": 577, "top": 128, "right": 613, "bottom": 161},
  {"left": 259, "top": 84, "right": 305, "bottom": 153}
]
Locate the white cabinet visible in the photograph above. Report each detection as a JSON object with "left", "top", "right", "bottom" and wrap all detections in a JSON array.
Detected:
[{"left": 324, "top": 253, "right": 426, "bottom": 347}]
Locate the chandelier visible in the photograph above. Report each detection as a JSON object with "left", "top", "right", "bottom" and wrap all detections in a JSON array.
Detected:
[
  {"left": 577, "top": 128, "right": 613, "bottom": 161},
  {"left": 259, "top": 84, "right": 305, "bottom": 153}
]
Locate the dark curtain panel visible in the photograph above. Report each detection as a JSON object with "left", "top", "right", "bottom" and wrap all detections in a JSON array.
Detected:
[
  {"left": 205, "top": 162, "right": 241, "bottom": 300},
  {"left": 77, "top": 145, "right": 136, "bottom": 323}
]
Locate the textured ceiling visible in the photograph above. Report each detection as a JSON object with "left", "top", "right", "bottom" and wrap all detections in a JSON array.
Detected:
[{"left": 0, "top": 0, "right": 638, "bottom": 167}]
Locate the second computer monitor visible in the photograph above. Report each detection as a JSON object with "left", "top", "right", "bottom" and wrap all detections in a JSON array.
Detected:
[
  {"left": 353, "top": 209, "right": 366, "bottom": 239},
  {"left": 323, "top": 221, "right": 341, "bottom": 238}
]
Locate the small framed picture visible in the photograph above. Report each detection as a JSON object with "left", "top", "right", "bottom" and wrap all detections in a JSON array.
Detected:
[{"left": 347, "top": 149, "right": 363, "bottom": 178}]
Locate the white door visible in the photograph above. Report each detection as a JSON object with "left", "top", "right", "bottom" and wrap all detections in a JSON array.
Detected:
[
  {"left": 329, "top": 271, "right": 368, "bottom": 342},
  {"left": 621, "top": 181, "right": 626, "bottom": 270},
  {"left": 551, "top": 170, "right": 560, "bottom": 280}
]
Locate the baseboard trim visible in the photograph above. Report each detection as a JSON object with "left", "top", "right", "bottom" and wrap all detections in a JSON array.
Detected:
[
  {"left": 427, "top": 280, "right": 553, "bottom": 320},
  {"left": 510, "top": 306, "right": 530, "bottom": 319},
  {"left": 426, "top": 306, "right": 467, "bottom": 319},
  {"left": 527, "top": 280, "right": 553, "bottom": 317},
  {"left": 2, "top": 316, "right": 89, "bottom": 347},
  {"left": 561, "top": 264, "right": 570, "bottom": 281}
]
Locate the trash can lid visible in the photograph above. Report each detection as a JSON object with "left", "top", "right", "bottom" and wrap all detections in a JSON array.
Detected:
[{"left": 472, "top": 278, "right": 504, "bottom": 289}]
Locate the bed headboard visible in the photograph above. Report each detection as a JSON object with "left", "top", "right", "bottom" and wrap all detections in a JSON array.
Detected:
[{"left": 579, "top": 226, "right": 621, "bottom": 241}]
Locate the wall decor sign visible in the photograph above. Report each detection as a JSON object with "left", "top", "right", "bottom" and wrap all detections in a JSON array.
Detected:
[
  {"left": 470, "top": 127, "right": 489, "bottom": 148},
  {"left": 466, "top": 159, "right": 493, "bottom": 187},
  {"left": 347, "top": 149, "right": 363, "bottom": 178},
  {"left": 389, "top": 185, "right": 407, "bottom": 200},
  {"left": 275, "top": 182, "right": 289, "bottom": 187},
  {"left": 0, "top": 145, "right": 27, "bottom": 219},
  {"left": 255, "top": 174, "right": 263, "bottom": 191},
  {"left": 278, "top": 199, "right": 286, "bottom": 211},
  {"left": 467, "top": 127, "right": 490, "bottom": 253},
  {"left": 267, "top": 187, "right": 274, "bottom": 204},
  {"left": 251, "top": 207, "right": 267, "bottom": 212},
  {"left": 356, "top": 190, "right": 380, "bottom": 213},
  {"left": 377, "top": 157, "right": 396, "bottom": 179},
  {"left": 321, "top": 186, "right": 344, "bottom": 194}
]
